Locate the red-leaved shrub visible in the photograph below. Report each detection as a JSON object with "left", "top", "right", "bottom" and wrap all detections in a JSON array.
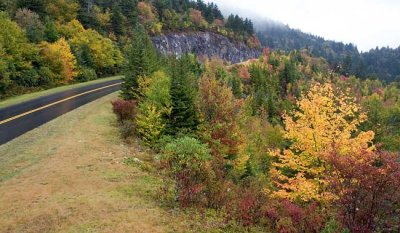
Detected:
[
  {"left": 327, "top": 150, "right": 400, "bottom": 233},
  {"left": 111, "top": 99, "right": 137, "bottom": 122},
  {"left": 261, "top": 199, "right": 328, "bottom": 233}
]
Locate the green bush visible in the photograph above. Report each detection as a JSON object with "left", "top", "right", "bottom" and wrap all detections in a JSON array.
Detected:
[
  {"left": 75, "top": 68, "right": 98, "bottom": 82},
  {"left": 15, "top": 69, "right": 40, "bottom": 87},
  {"left": 159, "top": 137, "right": 212, "bottom": 207},
  {"left": 37, "top": 66, "right": 55, "bottom": 86}
]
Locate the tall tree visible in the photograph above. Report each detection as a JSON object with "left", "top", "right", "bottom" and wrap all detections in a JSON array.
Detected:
[
  {"left": 198, "top": 72, "right": 243, "bottom": 175},
  {"left": 69, "top": 23, "right": 123, "bottom": 75},
  {"left": 121, "top": 24, "right": 159, "bottom": 100},
  {"left": 168, "top": 54, "right": 200, "bottom": 135},
  {"left": 0, "top": 12, "right": 40, "bottom": 94}
]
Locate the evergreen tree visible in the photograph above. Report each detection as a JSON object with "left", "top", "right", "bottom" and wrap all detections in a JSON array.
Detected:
[
  {"left": 74, "top": 43, "right": 93, "bottom": 68},
  {"left": 43, "top": 17, "right": 59, "bottom": 42},
  {"left": 111, "top": 6, "right": 125, "bottom": 36},
  {"left": 121, "top": 24, "right": 159, "bottom": 100},
  {"left": 279, "top": 60, "right": 297, "bottom": 97},
  {"left": 119, "top": 0, "right": 138, "bottom": 26},
  {"left": 230, "top": 72, "right": 242, "bottom": 98},
  {"left": 168, "top": 54, "right": 200, "bottom": 135}
]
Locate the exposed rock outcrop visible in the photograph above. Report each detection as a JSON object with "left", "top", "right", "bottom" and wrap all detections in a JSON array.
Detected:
[{"left": 152, "top": 32, "right": 261, "bottom": 64}]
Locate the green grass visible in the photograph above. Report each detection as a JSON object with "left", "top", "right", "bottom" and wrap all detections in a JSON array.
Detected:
[{"left": 0, "top": 76, "right": 122, "bottom": 109}]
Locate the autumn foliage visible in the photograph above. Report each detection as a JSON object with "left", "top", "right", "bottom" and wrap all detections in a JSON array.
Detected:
[
  {"left": 271, "top": 82, "right": 375, "bottom": 202},
  {"left": 109, "top": 45, "right": 400, "bottom": 232},
  {"left": 111, "top": 99, "right": 137, "bottom": 123},
  {"left": 327, "top": 150, "right": 400, "bottom": 232},
  {"left": 40, "top": 38, "right": 77, "bottom": 82},
  {"left": 198, "top": 74, "right": 243, "bottom": 160}
]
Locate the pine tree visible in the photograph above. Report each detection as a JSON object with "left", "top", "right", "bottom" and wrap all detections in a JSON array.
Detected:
[
  {"left": 121, "top": 24, "right": 159, "bottom": 100},
  {"left": 279, "top": 60, "right": 297, "bottom": 97},
  {"left": 111, "top": 7, "right": 125, "bottom": 36},
  {"left": 119, "top": 0, "right": 138, "bottom": 26},
  {"left": 168, "top": 55, "right": 200, "bottom": 135}
]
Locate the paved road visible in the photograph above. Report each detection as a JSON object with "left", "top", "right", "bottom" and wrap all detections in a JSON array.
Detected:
[{"left": 0, "top": 79, "right": 122, "bottom": 145}]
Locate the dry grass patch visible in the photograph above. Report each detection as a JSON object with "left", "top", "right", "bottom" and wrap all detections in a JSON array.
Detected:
[{"left": 0, "top": 92, "right": 191, "bottom": 233}]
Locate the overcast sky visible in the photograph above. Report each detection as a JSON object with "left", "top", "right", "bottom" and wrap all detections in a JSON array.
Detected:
[{"left": 206, "top": 0, "right": 400, "bottom": 52}]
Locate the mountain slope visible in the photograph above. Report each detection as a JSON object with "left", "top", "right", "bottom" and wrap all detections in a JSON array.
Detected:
[{"left": 255, "top": 20, "right": 400, "bottom": 82}]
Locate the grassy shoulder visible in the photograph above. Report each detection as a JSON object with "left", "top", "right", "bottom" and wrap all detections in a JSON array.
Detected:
[
  {"left": 0, "top": 92, "right": 204, "bottom": 233},
  {"left": 0, "top": 76, "right": 122, "bottom": 109}
]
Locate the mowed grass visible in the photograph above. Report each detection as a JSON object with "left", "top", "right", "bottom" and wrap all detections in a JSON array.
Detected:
[
  {"left": 0, "top": 76, "right": 122, "bottom": 109},
  {"left": 0, "top": 92, "right": 195, "bottom": 233}
]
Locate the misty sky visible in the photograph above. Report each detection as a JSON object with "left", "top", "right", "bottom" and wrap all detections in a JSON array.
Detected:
[{"left": 206, "top": 0, "right": 400, "bottom": 52}]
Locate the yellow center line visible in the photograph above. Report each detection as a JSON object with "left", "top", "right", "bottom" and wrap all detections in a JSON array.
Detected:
[{"left": 0, "top": 82, "right": 121, "bottom": 125}]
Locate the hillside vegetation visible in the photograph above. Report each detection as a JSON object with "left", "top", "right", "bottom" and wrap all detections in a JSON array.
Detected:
[
  {"left": 256, "top": 21, "right": 400, "bottom": 83},
  {"left": 113, "top": 32, "right": 400, "bottom": 231},
  {"left": 0, "top": 0, "right": 258, "bottom": 99}
]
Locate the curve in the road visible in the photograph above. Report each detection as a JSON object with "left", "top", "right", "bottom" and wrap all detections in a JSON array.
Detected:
[{"left": 0, "top": 80, "right": 121, "bottom": 145}]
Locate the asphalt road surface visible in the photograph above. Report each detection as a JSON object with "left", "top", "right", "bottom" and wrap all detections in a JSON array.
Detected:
[{"left": 0, "top": 79, "right": 122, "bottom": 145}]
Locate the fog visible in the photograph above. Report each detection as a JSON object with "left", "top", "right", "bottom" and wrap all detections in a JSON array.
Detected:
[{"left": 206, "top": 0, "right": 400, "bottom": 52}]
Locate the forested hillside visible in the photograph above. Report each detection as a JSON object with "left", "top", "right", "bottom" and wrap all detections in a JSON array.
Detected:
[
  {"left": 0, "top": 0, "right": 258, "bottom": 99},
  {"left": 256, "top": 21, "right": 400, "bottom": 82}
]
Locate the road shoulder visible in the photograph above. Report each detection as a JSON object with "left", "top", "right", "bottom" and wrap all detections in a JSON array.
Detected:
[{"left": 0, "top": 92, "right": 189, "bottom": 232}]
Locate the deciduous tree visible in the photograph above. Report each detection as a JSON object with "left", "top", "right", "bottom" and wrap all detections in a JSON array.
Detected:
[
  {"left": 70, "top": 27, "right": 123, "bottom": 75},
  {"left": 0, "top": 12, "right": 40, "bottom": 93},
  {"left": 45, "top": 0, "right": 80, "bottom": 23},
  {"left": 271, "top": 82, "right": 375, "bottom": 202},
  {"left": 136, "top": 71, "right": 171, "bottom": 145},
  {"left": 40, "top": 38, "right": 77, "bottom": 83},
  {"left": 198, "top": 73, "right": 243, "bottom": 175}
]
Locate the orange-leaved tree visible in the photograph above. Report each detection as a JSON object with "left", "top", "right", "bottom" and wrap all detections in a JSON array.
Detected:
[
  {"left": 198, "top": 72, "right": 243, "bottom": 176},
  {"left": 270, "top": 82, "right": 375, "bottom": 203}
]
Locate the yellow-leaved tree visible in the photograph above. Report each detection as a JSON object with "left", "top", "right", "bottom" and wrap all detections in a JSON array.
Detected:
[
  {"left": 135, "top": 71, "right": 171, "bottom": 145},
  {"left": 40, "top": 38, "right": 77, "bottom": 83},
  {"left": 270, "top": 82, "right": 375, "bottom": 203},
  {"left": 69, "top": 28, "right": 123, "bottom": 74}
]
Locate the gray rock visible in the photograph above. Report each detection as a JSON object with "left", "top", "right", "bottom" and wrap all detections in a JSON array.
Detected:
[{"left": 152, "top": 32, "right": 261, "bottom": 64}]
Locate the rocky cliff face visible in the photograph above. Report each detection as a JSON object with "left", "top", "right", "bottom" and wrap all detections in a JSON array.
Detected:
[{"left": 152, "top": 32, "right": 261, "bottom": 64}]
